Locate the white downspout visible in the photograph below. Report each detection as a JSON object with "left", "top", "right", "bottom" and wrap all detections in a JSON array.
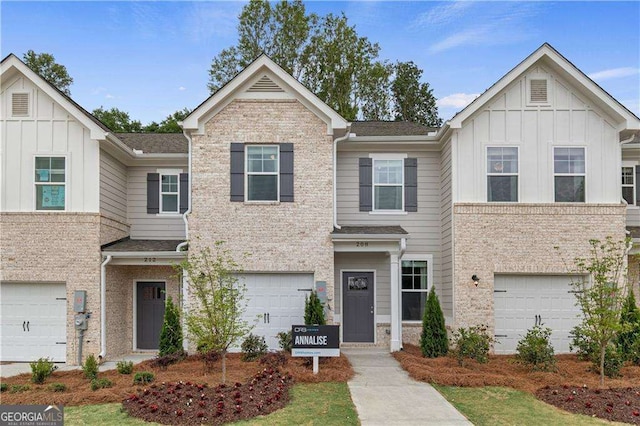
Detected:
[
  {"left": 99, "top": 255, "right": 112, "bottom": 360},
  {"left": 177, "top": 128, "right": 193, "bottom": 352},
  {"left": 333, "top": 127, "right": 353, "bottom": 230}
]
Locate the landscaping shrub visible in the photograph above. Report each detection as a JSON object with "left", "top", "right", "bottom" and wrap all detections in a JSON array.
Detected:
[
  {"left": 629, "top": 338, "right": 640, "bottom": 366},
  {"left": 133, "top": 371, "right": 155, "bottom": 385},
  {"left": 601, "top": 344, "right": 624, "bottom": 378},
  {"left": 304, "top": 291, "right": 326, "bottom": 325},
  {"left": 569, "top": 324, "right": 596, "bottom": 361},
  {"left": 0, "top": 383, "right": 7, "bottom": 393},
  {"left": 116, "top": 360, "right": 134, "bottom": 374},
  {"left": 241, "top": 333, "right": 268, "bottom": 361},
  {"left": 277, "top": 331, "right": 292, "bottom": 352},
  {"left": 90, "top": 378, "right": 113, "bottom": 391},
  {"left": 451, "top": 325, "right": 493, "bottom": 366},
  {"left": 10, "top": 384, "right": 30, "bottom": 393},
  {"left": 159, "top": 296, "right": 183, "bottom": 357},
  {"left": 199, "top": 350, "right": 221, "bottom": 373},
  {"left": 617, "top": 290, "right": 640, "bottom": 360},
  {"left": 420, "top": 287, "right": 448, "bottom": 358},
  {"left": 515, "top": 326, "right": 556, "bottom": 372},
  {"left": 150, "top": 350, "right": 187, "bottom": 370},
  {"left": 30, "top": 357, "right": 57, "bottom": 384},
  {"left": 82, "top": 354, "right": 99, "bottom": 380},
  {"left": 259, "top": 351, "right": 287, "bottom": 368},
  {"left": 570, "top": 326, "right": 625, "bottom": 377},
  {"left": 48, "top": 383, "right": 67, "bottom": 392}
]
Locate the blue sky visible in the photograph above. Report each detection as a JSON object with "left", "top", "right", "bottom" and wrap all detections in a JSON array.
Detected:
[{"left": 2, "top": 1, "right": 639, "bottom": 125}]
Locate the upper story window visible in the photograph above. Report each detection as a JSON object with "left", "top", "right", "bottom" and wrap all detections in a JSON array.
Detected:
[
  {"left": 35, "top": 156, "right": 65, "bottom": 211},
  {"left": 487, "top": 147, "right": 518, "bottom": 202},
  {"left": 622, "top": 166, "right": 636, "bottom": 205},
  {"left": 160, "top": 174, "right": 179, "bottom": 213},
  {"left": 554, "top": 147, "right": 585, "bottom": 202},
  {"left": 373, "top": 159, "right": 404, "bottom": 211},
  {"left": 246, "top": 145, "right": 279, "bottom": 201},
  {"left": 401, "top": 256, "right": 432, "bottom": 321}
]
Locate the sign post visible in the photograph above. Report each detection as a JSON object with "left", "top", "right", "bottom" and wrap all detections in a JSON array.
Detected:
[{"left": 291, "top": 325, "right": 340, "bottom": 375}]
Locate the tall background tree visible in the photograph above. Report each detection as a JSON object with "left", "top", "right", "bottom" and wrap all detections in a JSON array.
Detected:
[
  {"left": 92, "top": 106, "right": 142, "bottom": 133},
  {"left": 208, "top": 0, "right": 442, "bottom": 125},
  {"left": 23, "top": 50, "right": 73, "bottom": 95}
]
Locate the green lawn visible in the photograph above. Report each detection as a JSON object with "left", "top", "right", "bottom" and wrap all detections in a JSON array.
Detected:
[
  {"left": 433, "top": 385, "right": 624, "bottom": 426},
  {"left": 64, "top": 382, "right": 358, "bottom": 426}
]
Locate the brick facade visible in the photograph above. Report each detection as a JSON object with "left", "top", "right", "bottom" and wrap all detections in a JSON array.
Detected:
[
  {"left": 452, "top": 203, "right": 628, "bottom": 331},
  {"left": 0, "top": 213, "right": 102, "bottom": 364},
  {"left": 188, "top": 99, "right": 335, "bottom": 321}
]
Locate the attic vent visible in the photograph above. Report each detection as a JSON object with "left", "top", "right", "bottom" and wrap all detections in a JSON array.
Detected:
[
  {"left": 529, "top": 79, "right": 548, "bottom": 103},
  {"left": 247, "top": 75, "right": 284, "bottom": 93},
  {"left": 12, "top": 93, "right": 29, "bottom": 116}
]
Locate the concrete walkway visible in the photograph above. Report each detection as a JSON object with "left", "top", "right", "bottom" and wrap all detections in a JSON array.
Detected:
[
  {"left": 0, "top": 353, "right": 156, "bottom": 378},
  {"left": 343, "top": 348, "right": 472, "bottom": 425}
]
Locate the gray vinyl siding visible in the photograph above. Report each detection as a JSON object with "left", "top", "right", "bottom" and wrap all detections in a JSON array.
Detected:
[
  {"left": 439, "top": 139, "right": 453, "bottom": 318},
  {"left": 127, "top": 166, "right": 186, "bottom": 240},
  {"left": 99, "top": 150, "right": 127, "bottom": 223},
  {"left": 336, "top": 148, "right": 442, "bottom": 312},
  {"left": 334, "top": 252, "right": 390, "bottom": 316}
]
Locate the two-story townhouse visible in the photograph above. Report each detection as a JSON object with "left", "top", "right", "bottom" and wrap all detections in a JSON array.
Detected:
[{"left": 1, "top": 43, "right": 638, "bottom": 365}]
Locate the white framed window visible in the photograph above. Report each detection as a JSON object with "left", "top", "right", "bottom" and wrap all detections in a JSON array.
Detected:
[
  {"left": 372, "top": 154, "right": 405, "bottom": 211},
  {"left": 401, "top": 255, "right": 433, "bottom": 321},
  {"left": 487, "top": 147, "right": 519, "bottom": 202},
  {"left": 160, "top": 174, "right": 179, "bottom": 213},
  {"left": 554, "top": 147, "right": 585, "bottom": 202},
  {"left": 622, "top": 165, "right": 635, "bottom": 205},
  {"left": 34, "top": 156, "right": 66, "bottom": 211},
  {"left": 246, "top": 145, "right": 279, "bottom": 201}
]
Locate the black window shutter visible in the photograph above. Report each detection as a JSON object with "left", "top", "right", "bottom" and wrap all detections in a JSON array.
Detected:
[
  {"left": 636, "top": 165, "right": 640, "bottom": 206},
  {"left": 179, "top": 173, "right": 189, "bottom": 213},
  {"left": 230, "top": 143, "right": 245, "bottom": 202},
  {"left": 280, "top": 143, "right": 294, "bottom": 202},
  {"left": 359, "top": 158, "right": 373, "bottom": 212},
  {"left": 404, "top": 158, "right": 418, "bottom": 212},
  {"left": 147, "top": 173, "right": 160, "bottom": 214}
]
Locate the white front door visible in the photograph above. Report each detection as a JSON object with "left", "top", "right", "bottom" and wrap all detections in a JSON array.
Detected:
[
  {"left": 0, "top": 282, "right": 67, "bottom": 362},
  {"left": 493, "top": 275, "right": 581, "bottom": 354},
  {"left": 239, "top": 273, "right": 312, "bottom": 350}
]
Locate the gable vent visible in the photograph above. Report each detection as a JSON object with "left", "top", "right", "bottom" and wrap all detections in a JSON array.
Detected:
[
  {"left": 247, "top": 75, "right": 284, "bottom": 93},
  {"left": 12, "top": 93, "right": 29, "bottom": 116},
  {"left": 530, "top": 79, "right": 548, "bottom": 103}
]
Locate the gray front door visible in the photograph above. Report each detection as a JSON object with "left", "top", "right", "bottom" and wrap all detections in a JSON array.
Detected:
[
  {"left": 137, "top": 282, "right": 165, "bottom": 349},
  {"left": 343, "top": 272, "right": 374, "bottom": 342}
]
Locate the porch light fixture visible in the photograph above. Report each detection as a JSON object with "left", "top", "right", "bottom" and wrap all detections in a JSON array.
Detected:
[{"left": 471, "top": 275, "right": 480, "bottom": 287}]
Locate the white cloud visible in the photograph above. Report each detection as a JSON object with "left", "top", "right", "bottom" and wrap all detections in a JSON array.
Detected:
[
  {"left": 437, "top": 93, "right": 480, "bottom": 109},
  {"left": 178, "top": 86, "right": 186, "bottom": 91},
  {"left": 105, "top": 94, "right": 115, "bottom": 99},
  {"left": 413, "top": 1, "right": 474, "bottom": 27},
  {"left": 429, "top": 27, "right": 490, "bottom": 54},
  {"left": 587, "top": 67, "right": 639, "bottom": 81}
]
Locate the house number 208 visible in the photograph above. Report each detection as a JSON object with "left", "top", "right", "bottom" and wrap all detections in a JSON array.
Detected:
[{"left": 356, "top": 242, "right": 369, "bottom": 247}]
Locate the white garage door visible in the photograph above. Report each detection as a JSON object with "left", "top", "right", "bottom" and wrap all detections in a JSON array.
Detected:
[
  {"left": 0, "top": 282, "right": 67, "bottom": 362},
  {"left": 494, "top": 275, "right": 581, "bottom": 354},
  {"left": 239, "top": 274, "right": 312, "bottom": 350}
]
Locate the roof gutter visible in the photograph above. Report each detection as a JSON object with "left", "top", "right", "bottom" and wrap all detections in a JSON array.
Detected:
[
  {"left": 333, "top": 126, "right": 353, "bottom": 230},
  {"left": 99, "top": 255, "right": 112, "bottom": 360},
  {"left": 176, "top": 127, "right": 192, "bottom": 252}
]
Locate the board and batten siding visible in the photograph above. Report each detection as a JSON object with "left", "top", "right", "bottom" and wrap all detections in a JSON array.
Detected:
[
  {"left": 127, "top": 166, "right": 186, "bottom": 240},
  {"left": 99, "top": 150, "right": 127, "bottom": 223},
  {"left": 1, "top": 74, "right": 99, "bottom": 212},
  {"left": 454, "top": 63, "right": 620, "bottom": 204},
  {"left": 336, "top": 148, "right": 443, "bottom": 308},
  {"left": 439, "top": 138, "right": 453, "bottom": 319}
]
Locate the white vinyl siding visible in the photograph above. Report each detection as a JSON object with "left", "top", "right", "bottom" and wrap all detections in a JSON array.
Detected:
[
  {"left": 439, "top": 138, "right": 453, "bottom": 319},
  {"left": 554, "top": 147, "right": 585, "bottom": 202},
  {"left": 487, "top": 147, "right": 518, "bottom": 202}
]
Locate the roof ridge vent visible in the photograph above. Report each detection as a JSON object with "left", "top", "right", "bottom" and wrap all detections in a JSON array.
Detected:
[{"left": 247, "top": 75, "right": 284, "bottom": 93}]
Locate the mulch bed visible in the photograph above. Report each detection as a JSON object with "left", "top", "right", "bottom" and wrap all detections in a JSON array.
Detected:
[{"left": 394, "top": 344, "right": 640, "bottom": 424}]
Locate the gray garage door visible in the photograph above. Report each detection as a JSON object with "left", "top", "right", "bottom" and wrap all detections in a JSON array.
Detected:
[{"left": 493, "top": 275, "right": 581, "bottom": 354}]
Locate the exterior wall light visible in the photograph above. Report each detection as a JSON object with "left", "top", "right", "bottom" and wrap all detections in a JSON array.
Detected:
[{"left": 471, "top": 275, "right": 480, "bottom": 287}]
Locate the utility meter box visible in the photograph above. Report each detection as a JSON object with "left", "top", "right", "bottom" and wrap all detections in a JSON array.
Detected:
[
  {"left": 73, "top": 290, "right": 86, "bottom": 313},
  {"left": 74, "top": 314, "right": 88, "bottom": 330}
]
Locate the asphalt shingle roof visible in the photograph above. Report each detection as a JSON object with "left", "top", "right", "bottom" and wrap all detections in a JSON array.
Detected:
[
  {"left": 101, "top": 238, "right": 186, "bottom": 252},
  {"left": 115, "top": 133, "right": 188, "bottom": 154},
  {"left": 350, "top": 121, "right": 438, "bottom": 137},
  {"left": 332, "top": 225, "right": 408, "bottom": 235}
]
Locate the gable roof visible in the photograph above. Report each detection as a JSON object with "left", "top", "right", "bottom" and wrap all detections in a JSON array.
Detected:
[
  {"left": 115, "top": 133, "right": 188, "bottom": 154},
  {"left": 449, "top": 43, "right": 640, "bottom": 133},
  {"left": 1, "top": 53, "right": 112, "bottom": 139},
  {"left": 351, "top": 121, "right": 438, "bottom": 137},
  {"left": 182, "top": 54, "right": 348, "bottom": 135}
]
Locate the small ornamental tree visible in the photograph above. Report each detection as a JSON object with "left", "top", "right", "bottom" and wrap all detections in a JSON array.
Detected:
[
  {"left": 420, "top": 287, "right": 448, "bottom": 358},
  {"left": 159, "top": 296, "right": 183, "bottom": 357},
  {"left": 177, "top": 242, "right": 252, "bottom": 383},
  {"left": 567, "top": 237, "right": 632, "bottom": 387},
  {"left": 304, "top": 291, "right": 326, "bottom": 325}
]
